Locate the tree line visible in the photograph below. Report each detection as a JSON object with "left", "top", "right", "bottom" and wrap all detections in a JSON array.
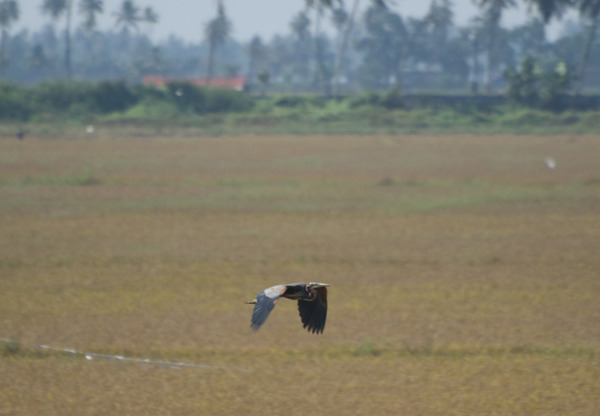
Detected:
[{"left": 0, "top": 0, "right": 599, "bottom": 95}]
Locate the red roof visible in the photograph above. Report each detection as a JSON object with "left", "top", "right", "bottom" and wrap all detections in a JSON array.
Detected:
[{"left": 143, "top": 76, "right": 246, "bottom": 91}]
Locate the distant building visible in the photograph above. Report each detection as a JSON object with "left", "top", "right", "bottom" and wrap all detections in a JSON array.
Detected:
[{"left": 142, "top": 76, "right": 246, "bottom": 91}]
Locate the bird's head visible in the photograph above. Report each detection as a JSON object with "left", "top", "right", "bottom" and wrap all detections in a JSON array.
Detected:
[{"left": 307, "top": 282, "right": 331, "bottom": 289}]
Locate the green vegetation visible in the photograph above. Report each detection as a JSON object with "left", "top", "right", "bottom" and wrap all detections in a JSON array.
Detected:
[
  {"left": 1, "top": 80, "right": 599, "bottom": 136},
  {"left": 505, "top": 57, "right": 575, "bottom": 110},
  {"left": 4, "top": 0, "right": 600, "bottom": 99},
  {"left": 0, "top": 81, "right": 253, "bottom": 121}
]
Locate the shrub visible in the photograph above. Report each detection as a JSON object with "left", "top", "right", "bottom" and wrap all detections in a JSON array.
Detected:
[
  {"left": 347, "top": 92, "right": 382, "bottom": 108},
  {"left": 505, "top": 56, "right": 540, "bottom": 107},
  {"left": 119, "top": 98, "right": 180, "bottom": 120},
  {"left": 89, "top": 81, "right": 138, "bottom": 113},
  {"left": 205, "top": 88, "right": 254, "bottom": 113},
  {"left": 166, "top": 81, "right": 207, "bottom": 113},
  {"left": 504, "top": 57, "right": 573, "bottom": 111},
  {"left": 540, "top": 61, "right": 574, "bottom": 111},
  {"left": 273, "top": 95, "right": 310, "bottom": 108},
  {"left": 0, "top": 83, "right": 33, "bottom": 120},
  {"left": 346, "top": 88, "right": 404, "bottom": 110},
  {"left": 380, "top": 87, "right": 404, "bottom": 109},
  {"left": 31, "top": 81, "right": 92, "bottom": 113},
  {"left": 164, "top": 82, "right": 254, "bottom": 114},
  {"left": 0, "top": 81, "right": 144, "bottom": 118}
]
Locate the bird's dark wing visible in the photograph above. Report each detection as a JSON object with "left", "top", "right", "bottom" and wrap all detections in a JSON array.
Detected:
[
  {"left": 250, "top": 285, "right": 287, "bottom": 331},
  {"left": 297, "top": 287, "right": 328, "bottom": 334}
]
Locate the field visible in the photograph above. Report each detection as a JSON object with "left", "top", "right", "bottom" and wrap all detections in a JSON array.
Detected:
[{"left": 1, "top": 133, "right": 599, "bottom": 415}]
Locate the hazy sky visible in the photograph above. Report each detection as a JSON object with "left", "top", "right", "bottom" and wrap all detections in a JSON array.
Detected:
[{"left": 15, "top": 0, "right": 570, "bottom": 43}]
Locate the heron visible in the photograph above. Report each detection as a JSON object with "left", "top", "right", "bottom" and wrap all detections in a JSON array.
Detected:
[{"left": 246, "top": 282, "right": 330, "bottom": 334}]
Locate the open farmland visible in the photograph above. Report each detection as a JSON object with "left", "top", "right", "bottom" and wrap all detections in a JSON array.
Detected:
[{"left": 1, "top": 134, "right": 599, "bottom": 415}]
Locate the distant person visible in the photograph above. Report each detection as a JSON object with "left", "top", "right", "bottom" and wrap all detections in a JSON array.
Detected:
[{"left": 16, "top": 129, "right": 24, "bottom": 140}]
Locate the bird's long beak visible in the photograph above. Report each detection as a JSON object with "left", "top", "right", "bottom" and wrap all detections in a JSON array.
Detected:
[
  {"left": 245, "top": 299, "right": 257, "bottom": 304},
  {"left": 312, "top": 282, "right": 331, "bottom": 288}
]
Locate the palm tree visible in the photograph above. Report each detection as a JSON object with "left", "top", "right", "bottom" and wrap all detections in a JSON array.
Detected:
[
  {"left": 141, "top": 6, "right": 158, "bottom": 36},
  {"left": 525, "top": 0, "right": 575, "bottom": 57},
  {"left": 142, "top": 6, "right": 157, "bottom": 23},
  {"left": 331, "top": 0, "right": 356, "bottom": 96},
  {"left": 78, "top": 0, "right": 103, "bottom": 77},
  {"left": 204, "top": 0, "right": 231, "bottom": 82},
  {"left": 331, "top": 0, "right": 392, "bottom": 96},
  {"left": 290, "top": 10, "right": 311, "bottom": 40},
  {"left": 472, "top": 0, "right": 516, "bottom": 93},
  {"left": 30, "top": 43, "right": 49, "bottom": 76},
  {"left": 246, "top": 35, "right": 266, "bottom": 89},
  {"left": 428, "top": 0, "right": 454, "bottom": 44},
  {"left": 427, "top": 0, "right": 454, "bottom": 73},
  {"left": 357, "top": 5, "right": 406, "bottom": 89},
  {"left": 79, "top": 0, "right": 103, "bottom": 31},
  {"left": 304, "top": 0, "right": 341, "bottom": 94},
  {"left": 134, "top": 6, "right": 159, "bottom": 77},
  {"left": 526, "top": 0, "right": 575, "bottom": 23},
  {"left": 396, "top": 0, "right": 448, "bottom": 90},
  {"left": 290, "top": 11, "right": 312, "bottom": 87},
  {"left": 0, "top": 0, "right": 19, "bottom": 76},
  {"left": 41, "top": 0, "right": 73, "bottom": 80},
  {"left": 113, "top": 0, "right": 140, "bottom": 32},
  {"left": 576, "top": 0, "right": 600, "bottom": 92},
  {"left": 112, "top": 0, "right": 141, "bottom": 80},
  {"left": 467, "top": 17, "right": 485, "bottom": 92}
]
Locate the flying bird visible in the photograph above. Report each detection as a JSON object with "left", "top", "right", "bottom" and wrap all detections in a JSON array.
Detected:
[{"left": 246, "top": 282, "right": 330, "bottom": 334}]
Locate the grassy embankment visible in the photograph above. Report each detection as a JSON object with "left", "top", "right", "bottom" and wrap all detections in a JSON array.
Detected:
[{"left": 2, "top": 90, "right": 600, "bottom": 138}]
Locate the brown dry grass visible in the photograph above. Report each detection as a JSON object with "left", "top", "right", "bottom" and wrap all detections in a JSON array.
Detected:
[{"left": 1, "top": 134, "right": 599, "bottom": 415}]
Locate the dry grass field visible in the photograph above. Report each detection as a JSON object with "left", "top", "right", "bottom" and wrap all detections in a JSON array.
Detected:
[{"left": 1, "top": 133, "right": 599, "bottom": 415}]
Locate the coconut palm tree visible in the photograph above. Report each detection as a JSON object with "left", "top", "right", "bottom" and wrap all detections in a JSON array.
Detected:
[
  {"left": 330, "top": 0, "right": 392, "bottom": 96},
  {"left": 395, "top": 0, "right": 449, "bottom": 90},
  {"left": 79, "top": 0, "right": 103, "bottom": 31},
  {"left": 289, "top": 10, "right": 312, "bottom": 87},
  {"left": 246, "top": 35, "right": 266, "bottom": 89},
  {"left": 113, "top": 0, "right": 140, "bottom": 32},
  {"left": 134, "top": 6, "right": 159, "bottom": 77},
  {"left": 204, "top": 0, "right": 231, "bottom": 82},
  {"left": 112, "top": 0, "right": 142, "bottom": 80},
  {"left": 142, "top": 6, "right": 157, "bottom": 23},
  {"left": 526, "top": 0, "right": 575, "bottom": 24},
  {"left": 331, "top": 0, "right": 356, "bottom": 96},
  {"left": 290, "top": 9, "right": 311, "bottom": 40},
  {"left": 525, "top": 0, "right": 576, "bottom": 55},
  {"left": 30, "top": 43, "right": 49, "bottom": 76},
  {"left": 472, "top": 0, "right": 516, "bottom": 92},
  {"left": 576, "top": 0, "right": 600, "bottom": 92},
  {"left": 0, "top": 0, "right": 19, "bottom": 76},
  {"left": 41, "top": 0, "right": 73, "bottom": 80},
  {"left": 357, "top": 5, "right": 406, "bottom": 89},
  {"left": 78, "top": 0, "right": 103, "bottom": 77},
  {"left": 428, "top": 0, "right": 454, "bottom": 44},
  {"left": 304, "top": 0, "right": 342, "bottom": 94},
  {"left": 141, "top": 5, "right": 158, "bottom": 36}
]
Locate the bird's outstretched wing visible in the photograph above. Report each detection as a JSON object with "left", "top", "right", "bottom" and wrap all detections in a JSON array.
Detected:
[
  {"left": 250, "top": 285, "right": 287, "bottom": 331},
  {"left": 297, "top": 287, "right": 328, "bottom": 334}
]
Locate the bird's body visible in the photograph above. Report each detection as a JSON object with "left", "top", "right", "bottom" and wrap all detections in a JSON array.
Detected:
[{"left": 246, "top": 282, "right": 330, "bottom": 334}]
